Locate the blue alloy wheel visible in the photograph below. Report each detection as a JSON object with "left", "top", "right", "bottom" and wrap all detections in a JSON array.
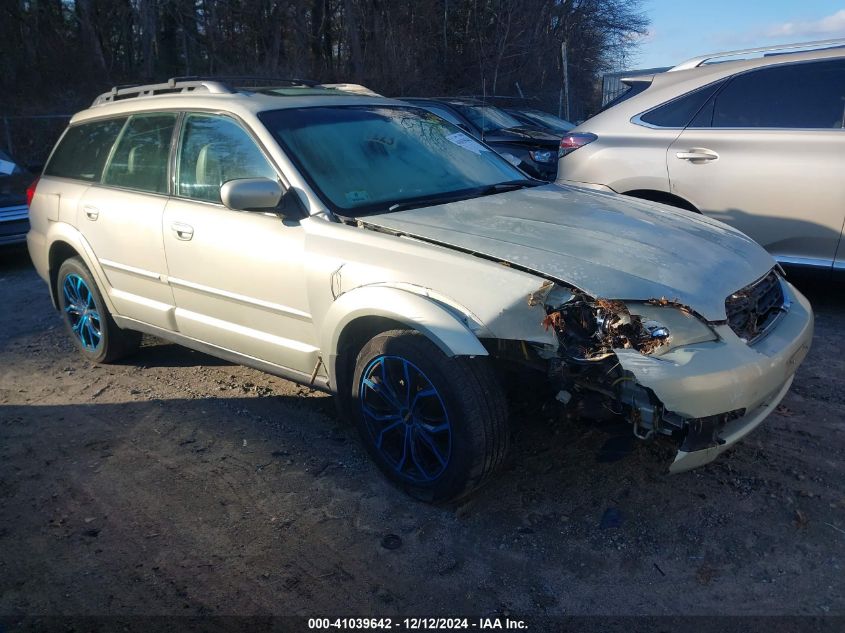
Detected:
[
  {"left": 62, "top": 273, "right": 103, "bottom": 351},
  {"left": 359, "top": 355, "right": 452, "bottom": 483}
]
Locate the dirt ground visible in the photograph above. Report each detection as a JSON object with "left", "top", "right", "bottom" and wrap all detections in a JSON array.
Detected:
[{"left": 1, "top": 244, "right": 843, "bottom": 625}]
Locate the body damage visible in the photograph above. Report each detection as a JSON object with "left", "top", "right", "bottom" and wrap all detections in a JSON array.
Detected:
[
  {"left": 335, "top": 187, "right": 813, "bottom": 471},
  {"left": 532, "top": 279, "right": 812, "bottom": 470}
]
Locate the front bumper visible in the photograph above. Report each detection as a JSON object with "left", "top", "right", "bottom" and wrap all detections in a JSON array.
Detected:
[
  {"left": 615, "top": 280, "right": 813, "bottom": 470},
  {"left": 669, "top": 374, "right": 793, "bottom": 472}
]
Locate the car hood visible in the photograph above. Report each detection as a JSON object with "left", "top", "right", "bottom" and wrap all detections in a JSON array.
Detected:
[{"left": 360, "top": 184, "right": 775, "bottom": 321}]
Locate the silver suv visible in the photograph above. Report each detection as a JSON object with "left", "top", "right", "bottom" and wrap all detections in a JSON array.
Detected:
[
  {"left": 28, "top": 79, "right": 813, "bottom": 501},
  {"left": 557, "top": 40, "right": 845, "bottom": 273}
]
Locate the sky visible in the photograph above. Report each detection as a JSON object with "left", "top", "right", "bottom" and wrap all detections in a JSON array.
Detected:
[{"left": 631, "top": 1, "right": 845, "bottom": 70}]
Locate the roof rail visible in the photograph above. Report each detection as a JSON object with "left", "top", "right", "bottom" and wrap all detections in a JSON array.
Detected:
[
  {"left": 669, "top": 38, "right": 845, "bottom": 72},
  {"left": 92, "top": 76, "right": 324, "bottom": 106},
  {"left": 170, "top": 75, "right": 320, "bottom": 88},
  {"left": 92, "top": 78, "right": 234, "bottom": 106}
]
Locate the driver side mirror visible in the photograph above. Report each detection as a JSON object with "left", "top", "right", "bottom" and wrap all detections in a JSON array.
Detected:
[
  {"left": 221, "top": 178, "right": 283, "bottom": 211},
  {"left": 220, "top": 178, "right": 307, "bottom": 219}
]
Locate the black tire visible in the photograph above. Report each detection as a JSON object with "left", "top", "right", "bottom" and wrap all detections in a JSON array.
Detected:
[
  {"left": 350, "top": 329, "right": 509, "bottom": 502},
  {"left": 56, "top": 257, "right": 141, "bottom": 363}
]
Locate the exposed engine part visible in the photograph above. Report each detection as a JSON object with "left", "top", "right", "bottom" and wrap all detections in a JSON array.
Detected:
[
  {"left": 525, "top": 284, "right": 747, "bottom": 459},
  {"left": 541, "top": 293, "right": 671, "bottom": 362}
]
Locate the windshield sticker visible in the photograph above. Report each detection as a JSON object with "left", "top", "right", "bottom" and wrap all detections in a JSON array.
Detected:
[
  {"left": 0, "top": 159, "right": 16, "bottom": 175},
  {"left": 345, "top": 190, "right": 371, "bottom": 204},
  {"left": 445, "top": 132, "right": 488, "bottom": 155}
]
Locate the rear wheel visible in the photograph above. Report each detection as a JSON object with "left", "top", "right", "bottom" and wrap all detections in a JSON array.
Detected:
[
  {"left": 351, "top": 329, "right": 509, "bottom": 502},
  {"left": 57, "top": 257, "right": 141, "bottom": 363}
]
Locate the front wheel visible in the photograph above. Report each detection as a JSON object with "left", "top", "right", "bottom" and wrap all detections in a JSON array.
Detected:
[
  {"left": 351, "top": 330, "right": 509, "bottom": 502},
  {"left": 57, "top": 257, "right": 141, "bottom": 363}
]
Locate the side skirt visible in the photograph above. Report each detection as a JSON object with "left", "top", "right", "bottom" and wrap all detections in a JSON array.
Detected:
[{"left": 112, "top": 315, "right": 332, "bottom": 393}]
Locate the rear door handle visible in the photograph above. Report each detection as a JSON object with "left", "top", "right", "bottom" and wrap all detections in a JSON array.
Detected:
[
  {"left": 84, "top": 206, "right": 99, "bottom": 221},
  {"left": 171, "top": 222, "right": 194, "bottom": 241},
  {"left": 676, "top": 148, "right": 719, "bottom": 162}
]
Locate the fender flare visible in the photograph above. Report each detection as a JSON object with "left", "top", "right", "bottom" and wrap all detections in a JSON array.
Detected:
[
  {"left": 45, "top": 223, "right": 119, "bottom": 315},
  {"left": 321, "top": 285, "right": 488, "bottom": 391}
]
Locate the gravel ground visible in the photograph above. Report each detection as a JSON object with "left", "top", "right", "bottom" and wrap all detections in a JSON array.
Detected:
[{"left": 0, "top": 244, "right": 843, "bottom": 624}]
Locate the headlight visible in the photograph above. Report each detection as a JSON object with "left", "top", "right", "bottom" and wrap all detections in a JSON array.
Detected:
[
  {"left": 625, "top": 302, "right": 718, "bottom": 354},
  {"left": 541, "top": 291, "right": 717, "bottom": 361},
  {"left": 529, "top": 149, "right": 557, "bottom": 164}
]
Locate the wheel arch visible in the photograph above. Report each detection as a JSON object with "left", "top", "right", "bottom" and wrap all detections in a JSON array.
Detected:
[
  {"left": 45, "top": 225, "right": 117, "bottom": 315},
  {"left": 321, "top": 285, "right": 488, "bottom": 395},
  {"left": 48, "top": 240, "right": 80, "bottom": 309}
]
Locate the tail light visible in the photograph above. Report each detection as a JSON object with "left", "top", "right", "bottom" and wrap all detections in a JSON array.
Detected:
[
  {"left": 26, "top": 176, "right": 40, "bottom": 208},
  {"left": 559, "top": 133, "right": 597, "bottom": 157}
]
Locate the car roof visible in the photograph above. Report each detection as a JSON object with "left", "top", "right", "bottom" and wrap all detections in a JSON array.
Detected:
[{"left": 70, "top": 83, "right": 405, "bottom": 125}]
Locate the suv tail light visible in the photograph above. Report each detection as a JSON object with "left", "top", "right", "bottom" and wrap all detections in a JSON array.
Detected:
[
  {"left": 559, "top": 133, "right": 597, "bottom": 157},
  {"left": 26, "top": 176, "right": 40, "bottom": 208}
]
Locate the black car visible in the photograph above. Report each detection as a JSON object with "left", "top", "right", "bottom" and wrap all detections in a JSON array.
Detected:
[
  {"left": 0, "top": 150, "right": 33, "bottom": 246},
  {"left": 506, "top": 108, "right": 575, "bottom": 136},
  {"left": 400, "top": 98, "right": 561, "bottom": 180}
]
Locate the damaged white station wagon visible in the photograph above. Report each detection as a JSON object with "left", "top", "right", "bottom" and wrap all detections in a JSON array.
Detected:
[{"left": 27, "top": 79, "right": 813, "bottom": 501}]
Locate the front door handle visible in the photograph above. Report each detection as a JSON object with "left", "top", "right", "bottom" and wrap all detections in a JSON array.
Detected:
[
  {"left": 676, "top": 148, "right": 719, "bottom": 163},
  {"left": 171, "top": 222, "right": 194, "bottom": 241},
  {"left": 84, "top": 206, "right": 99, "bottom": 221}
]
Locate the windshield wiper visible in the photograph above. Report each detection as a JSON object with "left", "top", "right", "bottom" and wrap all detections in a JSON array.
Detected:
[
  {"left": 477, "top": 179, "right": 541, "bottom": 196},
  {"left": 387, "top": 191, "right": 479, "bottom": 212},
  {"left": 385, "top": 180, "right": 540, "bottom": 213}
]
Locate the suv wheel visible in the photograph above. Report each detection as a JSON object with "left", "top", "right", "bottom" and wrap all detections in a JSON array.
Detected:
[
  {"left": 351, "top": 329, "right": 509, "bottom": 502},
  {"left": 57, "top": 257, "right": 141, "bottom": 363}
]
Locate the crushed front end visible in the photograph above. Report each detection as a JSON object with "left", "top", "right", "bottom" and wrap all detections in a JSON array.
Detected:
[{"left": 529, "top": 269, "right": 813, "bottom": 471}]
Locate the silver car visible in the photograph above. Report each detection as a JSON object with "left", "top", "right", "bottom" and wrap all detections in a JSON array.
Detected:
[
  {"left": 27, "top": 79, "right": 813, "bottom": 501},
  {"left": 557, "top": 39, "right": 845, "bottom": 273}
]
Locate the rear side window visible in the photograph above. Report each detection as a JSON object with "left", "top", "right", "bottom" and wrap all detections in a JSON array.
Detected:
[
  {"left": 599, "top": 81, "right": 649, "bottom": 113},
  {"left": 176, "top": 114, "right": 277, "bottom": 203},
  {"left": 640, "top": 81, "right": 724, "bottom": 127},
  {"left": 710, "top": 59, "right": 845, "bottom": 129},
  {"left": 103, "top": 113, "right": 177, "bottom": 193},
  {"left": 44, "top": 118, "right": 126, "bottom": 182}
]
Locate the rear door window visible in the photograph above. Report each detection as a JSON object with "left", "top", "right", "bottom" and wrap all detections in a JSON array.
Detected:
[
  {"left": 176, "top": 113, "right": 277, "bottom": 203},
  {"left": 102, "top": 113, "right": 177, "bottom": 194},
  {"left": 44, "top": 118, "right": 126, "bottom": 182},
  {"left": 709, "top": 59, "right": 845, "bottom": 129}
]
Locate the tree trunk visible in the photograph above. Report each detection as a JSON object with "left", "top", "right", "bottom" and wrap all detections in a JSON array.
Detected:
[{"left": 139, "top": 0, "right": 157, "bottom": 80}]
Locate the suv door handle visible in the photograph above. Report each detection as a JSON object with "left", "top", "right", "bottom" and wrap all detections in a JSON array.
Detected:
[
  {"left": 84, "top": 206, "right": 99, "bottom": 221},
  {"left": 676, "top": 148, "right": 719, "bottom": 162},
  {"left": 171, "top": 223, "right": 194, "bottom": 241}
]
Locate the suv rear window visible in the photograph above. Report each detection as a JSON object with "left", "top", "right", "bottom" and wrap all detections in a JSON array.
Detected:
[
  {"left": 709, "top": 59, "right": 845, "bottom": 129},
  {"left": 44, "top": 118, "right": 126, "bottom": 182},
  {"left": 640, "top": 81, "right": 724, "bottom": 128}
]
